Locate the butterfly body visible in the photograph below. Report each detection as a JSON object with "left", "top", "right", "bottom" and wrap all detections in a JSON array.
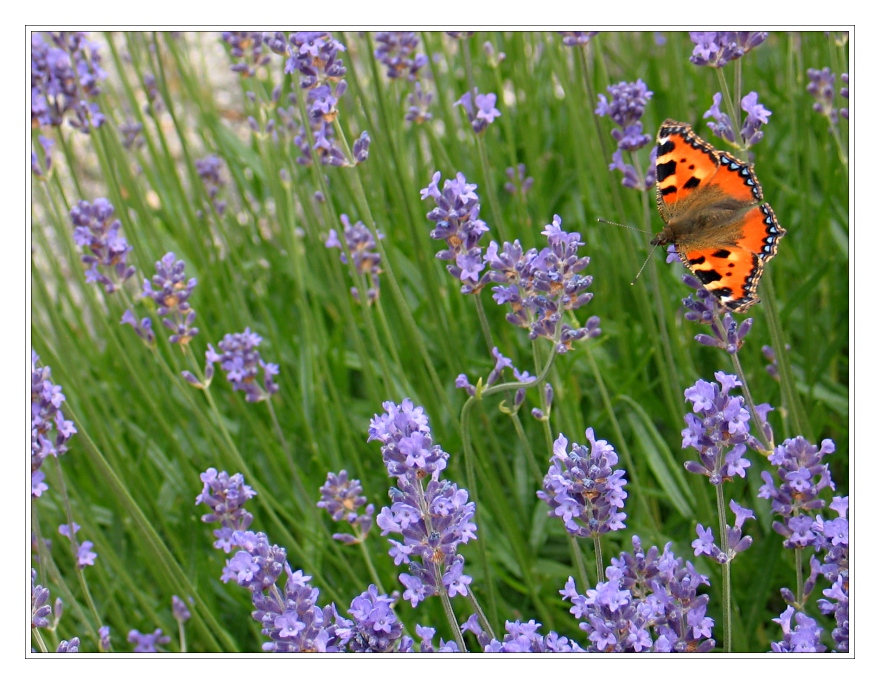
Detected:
[{"left": 652, "top": 119, "right": 785, "bottom": 313}]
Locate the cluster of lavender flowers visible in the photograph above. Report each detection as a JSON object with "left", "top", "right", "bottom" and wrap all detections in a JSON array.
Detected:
[
  {"left": 325, "top": 215, "right": 383, "bottom": 303},
  {"left": 31, "top": 135, "right": 54, "bottom": 178},
  {"left": 69, "top": 198, "right": 137, "bottom": 293},
  {"left": 692, "top": 500, "right": 755, "bottom": 565},
  {"left": 484, "top": 215, "right": 601, "bottom": 353},
  {"left": 128, "top": 629, "right": 171, "bottom": 653},
  {"left": 195, "top": 155, "right": 227, "bottom": 215},
  {"left": 221, "top": 32, "right": 271, "bottom": 77},
  {"left": 368, "top": 399, "right": 477, "bottom": 607},
  {"left": 689, "top": 31, "right": 768, "bottom": 68},
  {"left": 317, "top": 470, "right": 375, "bottom": 545},
  {"left": 31, "top": 31, "right": 106, "bottom": 133},
  {"left": 31, "top": 350, "right": 77, "bottom": 498},
  {"left": 374, "top": 32, "right": 427, "bottom": 81},
  {"left": 59, "top": 521, "right": 98, "bottom": 569},
  {"left": 188, "top": 328, "right": 279, "bottom": 402},
  {"left": 538, "top": 429, "right": 627, "bottom": 538},
  {"left": 562, "top": 537, "right": 715, "bottom": 652},
  {"left": 703, "top": 91, "right": 772, "bottom": 148},
  {"left": 423, "top": 176, "right": 599, "bottom": 352},
  {"left": 463, "top": 616, "right": 582, "bottom": 652},
  {"left": 31, "top": 569, "right": 81, "bottom": 652},
  {"left": 758, "top": 437, "right": 848, "bottom": 651},
  {"left": 681, "top": 371, "right": 770, "bottom": 484},
  {"left": 135, "top": 252, "right": 199, "bottom": 345},
  {"left": 261, "top": 31, "right": 370, "bottom": 167},
  {"left": 595, "top": 79, "right": 656, "bottom": 190},
  {"left": 455, "top": 88, "right": 501, "bottom": 134},
  {"left": 421, "top": 171, "right": 490, "bottom": 292},
  {"left": 197, "top": 468, "right": 415, "bottom": 652},
  {"left": 680, "top": 275, "right": 754, "bottom": 354},
  {"left": 807, "top": 67, "right": 849, "bottom": 124},
  {"left": 559, "top": 31, "right": 599, "bottom": 47}
]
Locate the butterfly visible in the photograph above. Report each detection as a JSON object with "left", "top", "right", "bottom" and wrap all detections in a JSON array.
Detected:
[{"left": 651, "top": 118, "right": 786, "bottom": 313}]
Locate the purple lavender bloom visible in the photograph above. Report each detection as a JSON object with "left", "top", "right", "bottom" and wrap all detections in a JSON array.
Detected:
[
  {"left": 141, "top": 252, "right": 199, "bottom": 344},
  {"left": 221, "top": 31, "right": 270, "bottom": 78},
  {"left": 220, "top": 531, "right": 288, "bottom": 592},
  {"left": 538, "top": 429, "right": 627, "bottom": 538},
  {"left": 69, "top": 198, "right": 136, "bottom": 293},
  {"left": 445, "top": 32, "right": 474, "bottom": 40},
  {"left": 814, "top": 495, "right": 849, "bottom": 651},
  {"left": 740, "top": 91, "right": 772, "bottom": 146},
  {"left": 689, "top": 31, "right": 768, "bottom": 68},
  {"left": 31, "top": 569, "right": 52, "bottom": 629},
  {"left": 121, "top": 309, "right": 156, "bottom": 346},
  {"left": 325, "top": 215, "right": 382, "bottom": 303},
  {"left": 31, "top": 135, "right": 54, "bottom": 178},
  {"left": 455, "top": 89, "right": 501, "bottom": 134},
  {"left": 840, "top": 73, "right": 849, "bottom": 120},
  {"left": 344, "top": 585, "right": 412, "bottom": 652},
  {"left": 807, "top": 67, "right": 838, "bottom": 124},
  {"left": 503, "top": 164, "right": 534, "bottom": 196},
  {"left": 172, "top": 595, "right": 191, "bottom": 623},
  {"left": 415, "top": 625, "right": 461, "bottom": 653},
  {"left": 692, "top": 500, "right": 754, "bottom": 564},
  {"left": 467, "top": 618, "right": 584, "bottom": 652},
  {"left": 55, "top": 637, "right": 80, "bottom": 653},
  {"left": 285, "top": 32, "right": 347, "bottom": 90},
  {"left": 98, "top": 625, "right": 111, "bottom": 651},
  {"left": 761, "top": 344, "right": 780, "bottom": 380},
  {"left": 374, "top": 32, "right": 427, "bottom": 81},
  {"left": 680, "top": 275, "right": 755, "bottom": 349},
  {"left": 704, "top": 90, "right": 771, "bottom": 148},
  {"left": 758, "top": 437, "right": 836, "bottom": 550},
  {"left": 317, "top": 470, "right": 375, "bottom": 544},
  {"left": 484, "top": 215, "right": 599, "bottom": 353},
  {"left": 31, "top": 32, "right": 106, "bottom": 133},
  {"left": 422, "top": 171, "right": 490, "bottom": 292},
  {"left": 405, "top": 81, "right": 434, "bottom": 123},
  {"left": 197, "top": 469, "right": 353, "bottom": 652},
  {"left": 605, "top": 536, "right": 715, "bottom": 652},
  {"left": 369, "top": 400, "right": 478, "bottom": 607},
  {"left": 703, "top": 92, "right": 736, "bottom": 144},
  {"left": 119, "top": 119, "right": 144, "bottom": 149},
  {"left": 595, "top": 79, "right": 652, "bottom": 133},
  {"left": 770, "top": 606, "right": 826, "bottom": 652},
  {"left": 195, "top": 155, "right": 227, "bottom": 215},
  {"left": 205, "top": 328, "right": 279, "bottom": 402},
  {"left": 253, "top": 568, "right": 352, "bottom": 652},
  {"left": 559, "top": 31, "right": 599, "bottom": 47},
  {"left": 127, "top": 628, "right": 171, "bottom": 653},
  {"left": 195, "top": 468, "right": 256, "bottom": 550},
  {"left": 31, "top": 350, "right": 77, "bottom": 497},
  {"left": 141, "top": 73, "right": 163, "bottom": 114},
  {"left": 681, "top": 372, "right": 768, "bottom": 484},
  {"left": 352, "top": 130, "right": 371, "bottom": 164},
  {"left": 596, "top": 79, "right": 654, "bottom": 188}
]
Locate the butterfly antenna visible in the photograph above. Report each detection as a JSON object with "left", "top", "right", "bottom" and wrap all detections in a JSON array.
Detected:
[
  {"left": 597, "top": 217, "right": 651, "bottom": 235},
  {"left": 631, "top": 243, "right": 660, "bottom": 285}
]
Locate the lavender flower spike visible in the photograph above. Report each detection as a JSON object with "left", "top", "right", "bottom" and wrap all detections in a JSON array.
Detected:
[
  {"left": 69, "top": 198, "right": 136, "bottom": 293},
  {"left": 142, "top": 252, "right": 199, "bottom": 344},
  {"left": 538, "top": 429, "right": 628, "bottom": 538},
  {"left": 205, "top": 328, "right": 279, "bottom": 402},
  {"left": 31, "top": 350, "right": 77, "bottom": 497},
  {"left": 318, "top": 470, "right": 375, "bottom": 544},
  {"left": 369, "top": 399, "right": 477, "bottom": 607}
]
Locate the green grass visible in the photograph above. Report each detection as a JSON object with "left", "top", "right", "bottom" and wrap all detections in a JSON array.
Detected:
[{"left": 30, "top": 31, "right": 849, "bottom": 653}]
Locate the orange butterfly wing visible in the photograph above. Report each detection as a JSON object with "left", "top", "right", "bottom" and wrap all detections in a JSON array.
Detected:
[{"left": 652, "top": 119, "right": 785, "bottom": 313}]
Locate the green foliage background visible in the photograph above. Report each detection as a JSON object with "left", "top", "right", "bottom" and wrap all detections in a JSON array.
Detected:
[{"left": 30, "top": 31, "right": 849, "bottom": 653}]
